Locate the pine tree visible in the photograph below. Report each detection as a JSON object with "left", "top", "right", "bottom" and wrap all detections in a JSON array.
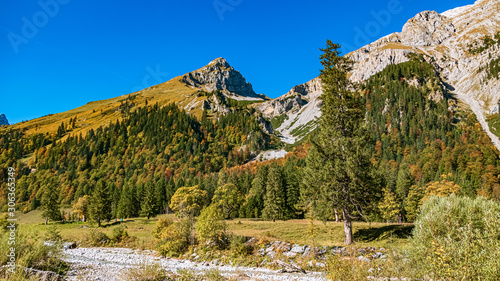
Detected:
[
  {"left": 89, "top": 179, "right": 111, "bottom": 227},
  {"left": 262, "top": 164, "right": 286, "bottom": 222},
  {"left": 41, "top": 177, "right": 61, "bottom": 224},
  {"left": 302, "top": 41, "right": 373, "bottom": 245}
]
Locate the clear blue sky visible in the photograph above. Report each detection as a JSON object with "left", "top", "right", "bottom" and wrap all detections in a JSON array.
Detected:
[{"left": 1, "top": 0, "right": 474, "bottom": 124}]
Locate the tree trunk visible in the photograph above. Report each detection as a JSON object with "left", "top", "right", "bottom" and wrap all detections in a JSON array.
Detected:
[
  {"left": 334, "top": 209, "right": 339, "bottom": 223},
  {"left": 45, "top": 217, "right": 48, "bottom": 225},
  {"left": 343, "top": 208, "right": 353, "bottom": 245}
]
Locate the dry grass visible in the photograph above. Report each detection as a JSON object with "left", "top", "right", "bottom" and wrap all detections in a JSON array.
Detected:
[{"left": 2, "top": 76, "right": 200, "bottom": 139}]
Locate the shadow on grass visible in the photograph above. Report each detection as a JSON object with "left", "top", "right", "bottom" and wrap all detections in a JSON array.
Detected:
[{"left": 354, "top": 224, "right": 414, "bottom": 242}]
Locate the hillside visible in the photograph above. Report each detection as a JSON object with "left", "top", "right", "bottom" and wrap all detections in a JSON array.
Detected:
[{"left": 2, "top": 58, "right": 266, "bottom": 140}]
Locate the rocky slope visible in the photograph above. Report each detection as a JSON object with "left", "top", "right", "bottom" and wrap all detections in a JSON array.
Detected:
[
  {"left": 258, "top": 78, "right": 322, "bottom": 143},
  {"left": 0, "top": 114, "right": 8, "bottom": 126},
  {"left": 258, "top": 0, "right": 500, "bottom": 150}
]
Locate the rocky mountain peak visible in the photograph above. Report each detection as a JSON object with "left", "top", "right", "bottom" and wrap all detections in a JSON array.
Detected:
[
  {"left": 208, "top": 57, "right": 230, "bottom": 68},
  {"left": 181, "top": 58, "right": 266, "bottom": 100},
  {"left": 0, "top": 114, "right": 9, "bottom": 126},
  {"left": 400, "top": 10, "right": 455, "bottom": 46}
]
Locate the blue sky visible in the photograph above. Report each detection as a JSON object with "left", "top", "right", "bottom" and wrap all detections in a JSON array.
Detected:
[{"left": 1, "top": 0, "right": 474, "bottom": 124}]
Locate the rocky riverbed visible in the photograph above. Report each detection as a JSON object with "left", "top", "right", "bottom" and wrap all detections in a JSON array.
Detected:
[{"left": 63, "top": 247, "right": 328, "bottom": 280}]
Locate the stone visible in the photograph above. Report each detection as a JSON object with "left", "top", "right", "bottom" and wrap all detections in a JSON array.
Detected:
[
  {"left": 63, "top": 242, "right": 77, "bottom": 250},
  {"left": 291, "top": 245, "right": 305, "bottom": 253},
  {"left": 357, "top": 256, "right": 371, "bottom": 262},
  {"left": 283, "top": 251, "right": 297, "bottom": 258},
  {"left": 315, "top": 262, "right": 326, "bottom": 268}
]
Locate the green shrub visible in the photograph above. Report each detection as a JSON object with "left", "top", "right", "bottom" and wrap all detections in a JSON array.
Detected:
[
  {"left": 110, "top": 225, "right": 129, "bottom": 243},
  {"left": 153, "top": 219, "right": 191, "bottom": 256},
  {"left": 195, "top": 204, "right": 226, "bottom": 246},
  {"left": 229, "top": 235, "right": 253, "bottom": 257},
  {"left": 410, "top": 195, "right": 500, "bottom": 280},
  {"left": 88, "top": 229, "right": 109, "bottom": 246}
]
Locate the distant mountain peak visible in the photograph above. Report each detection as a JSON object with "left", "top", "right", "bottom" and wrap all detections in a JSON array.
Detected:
[
  {"left": 181, "top": 58, "right": 267, "bottom": 100},
  {"left": 0, "top": 114, "right": 9, "bottom": 126},
  {"left": 208, "top": 57, "right": 230, "bottom": 68}
]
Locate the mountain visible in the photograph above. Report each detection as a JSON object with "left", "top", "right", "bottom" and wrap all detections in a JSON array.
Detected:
[
  {"left": 263, "top": 0, "right": 500, "bottom": 147},
  {"left": 182, "top": 58, "right": 267, "bottom": 101},
  {"left": 257, "top": 78, "right": 322, "bottom": 143},
  {"left": 3, "top": 58, "right": 266, "bottom": 139},
  {"left": 0, "top": 114, "right": 8, "bottom": 126}
]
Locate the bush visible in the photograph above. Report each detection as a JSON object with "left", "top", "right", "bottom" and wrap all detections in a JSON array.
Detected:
[
  {"left": 110, "top": 225, "right": 129, "bottom": 243},
  {"left": 195, "top": 205, "right": 225, "bottom": 246},
  {"left": 88, "top": 229, "right": 109, "bottom": 246},
  {"left": 153, "top": 218, "right": 191, "bottom": 256},
  {"left": 229, "top": 235, "right": 253, "bottom": 257},
  {"left": 410, "top": 195, "right": 500, "bottom": 280}
]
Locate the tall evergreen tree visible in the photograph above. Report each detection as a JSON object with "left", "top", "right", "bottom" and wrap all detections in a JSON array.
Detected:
[
  {"left": 302, "top": 41, "right": 373, "bottom": 245},
  {"left": 141, "top": 180, "right": 157, "bottom": 219},
  {"left": 284, "top": 163, "right": 301, "bottom": 219},
  {"left": 41, "top": 177, "right": 60, "bottom": 224},
  {"left": 89, "top": 179, "right": 112, "bottom": 227},
  {"left": 262, "top": 164, "right": 286, "bottom": 222}
]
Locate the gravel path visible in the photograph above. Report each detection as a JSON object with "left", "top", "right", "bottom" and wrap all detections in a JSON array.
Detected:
[
  {"left": 63, "top": 247, "right": 327, "bottom": 281},
  {"left": 453, "top": 92, "right": 500, "bottom": 151}
]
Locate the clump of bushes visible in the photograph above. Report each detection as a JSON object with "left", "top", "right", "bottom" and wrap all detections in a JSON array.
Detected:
[
  {"left": 152, "top": 218, "right": 191, "bottom": 256},
  {"left": 110, "top": 225, "right": 129, "bottom": 243},
  {"left": 409, "top": 195, "right": 500, "bottom": 280},
  {"left": 88, "top": 229, "right": 109, "bottom": 246},
  {"left": 228, "top": 235, "right": 253, "bottom": 257}
]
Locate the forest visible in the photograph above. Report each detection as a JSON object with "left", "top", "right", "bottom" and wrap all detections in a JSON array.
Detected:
[{"left": 0, "top": 58, "right": 499, "bottom": 225}]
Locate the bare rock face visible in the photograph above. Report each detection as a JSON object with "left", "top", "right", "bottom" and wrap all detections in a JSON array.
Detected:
[
  {"left": 399, "top": 11, "right": 456, "bottom": 46},
  {"left": 0, "top": 114, "right": 9, "bottom": 126},
  {"left": 258, "top": 78, "right": 322, "bottom": 119},
  {"left": 257, "top": 78, "right": 323, "bottom": 143},
  {"left": 182, "top": 58, "right": 266, "bottom": 100}
]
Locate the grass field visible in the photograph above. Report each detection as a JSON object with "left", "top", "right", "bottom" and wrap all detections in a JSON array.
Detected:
[{"left": 16, "top": 210, "right": 412, "bottom": 250}]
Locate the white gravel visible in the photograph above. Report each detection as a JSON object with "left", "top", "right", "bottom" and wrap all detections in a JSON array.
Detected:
[
  {"left": 453, "top": 92, "right": 500, "bottom": 152},
  {"left": 63, "top": 247, "right": 327, "bottom": 281}
]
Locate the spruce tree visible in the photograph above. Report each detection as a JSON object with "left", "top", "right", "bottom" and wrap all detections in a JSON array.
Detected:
[
  {"left": 284, "top": 163, "right": 300, "bottom": 219},
  {"left": 302, "top": 41, "right": 373, "bottom": 245},
  {"left": 41, "top": 177, "right": 61, "bottom": 224},
  {"left": 262, "top": 164, "right": 286, "bottom": 222},
  {"left": 89, "top": 179, "right": 112, "bottom": 227},
  {"left": 141, "top": 180, "right": 157, "bottom": 219}
]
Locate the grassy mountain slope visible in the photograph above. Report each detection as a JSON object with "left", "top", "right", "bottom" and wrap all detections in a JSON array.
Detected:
[{"left": 6, "top": 76, "right": 202, "bottom": 139}]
